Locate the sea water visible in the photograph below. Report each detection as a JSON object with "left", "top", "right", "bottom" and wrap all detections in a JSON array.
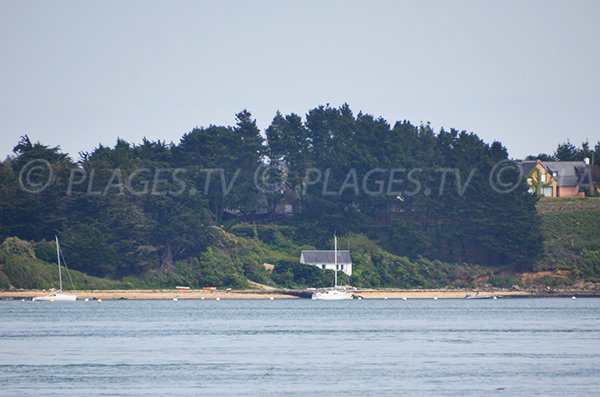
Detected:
[{"left": 0, "top": 298, "right": 599, "bottom": 396}]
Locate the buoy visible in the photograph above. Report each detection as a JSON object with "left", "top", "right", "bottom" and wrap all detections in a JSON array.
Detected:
[
  {"left": 97, "top": 298, "right": 102, "bottom": 303},
  {"left": 201, "top": 297, "right": 205, "bottom": 300},
  {"left": 21, "top": 298, "right": 25, "bottom": 302},
  {"left": 50, "top": 298, "right": 55, "bottom": 303},
  {"left": 357, "top": 296, "right": 363, "bottom": 300},
  {"left": 84, "top": 298, "right": 89, "bottom": 302},
  {"left": 402, "top": 297, "right": 407, "bottom": 301},
  {"left": 433, "top": 297, "right": 438, "bottom": 300},
  {"left": 383, "top": 297, "right": 388, "bottom": 300},
  {"left": 572, "top": 296, "right": 577, "bottom": 300},
  {"left": 269, "top": 297, "right": 274, "bottom": 300},
  {"left": 173, "top": 298, "right": 178, "bottom": 301},
  {"left": 493, "top": 296, "right": 498, "bottom": 300},
  {"left": 216, "top": 297, "right": 221, "bottom": 301}
]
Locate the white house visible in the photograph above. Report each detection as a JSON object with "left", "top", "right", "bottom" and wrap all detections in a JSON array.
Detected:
[{"left": 300, "top": 250, "right": 352, "bottom": 276}]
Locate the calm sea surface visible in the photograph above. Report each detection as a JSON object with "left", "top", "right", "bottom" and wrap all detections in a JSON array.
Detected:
[{"left": 0, "top": 298, "right": 599, "bottom": 396}]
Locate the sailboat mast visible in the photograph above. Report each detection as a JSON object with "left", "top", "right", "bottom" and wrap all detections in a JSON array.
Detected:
[
  {"left": 334, "top": 235, "right": 338, "bottom": 288},
  {"left": 56, "top": 235, "right": 62, "bottom": 291}
]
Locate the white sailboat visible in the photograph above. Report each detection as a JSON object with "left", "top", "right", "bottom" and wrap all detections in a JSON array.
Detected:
[
  {"left": 311, "top": 235, "right": 353, "bottom": 300},
  {"left": 33, "top": 236, "right": 77, "bottom": 302}
]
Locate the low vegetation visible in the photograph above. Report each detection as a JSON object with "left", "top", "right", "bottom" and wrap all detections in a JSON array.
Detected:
[{"left": 536, "top": 198, "right": 600, "bottom": 281}]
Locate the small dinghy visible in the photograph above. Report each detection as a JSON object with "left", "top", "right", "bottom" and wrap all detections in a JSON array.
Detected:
[{"left": 465, "top": 293, "right": 495, "bottom": 300}]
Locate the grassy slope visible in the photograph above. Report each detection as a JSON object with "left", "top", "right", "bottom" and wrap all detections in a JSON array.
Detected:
[
  {"left": 536, "top": 198, "right": 600, "bottom": 280},
  {"left": 0, "top": 255, "right": 128, "bottom": 290}
]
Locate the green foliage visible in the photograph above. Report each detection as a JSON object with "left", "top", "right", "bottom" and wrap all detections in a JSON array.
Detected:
[
  {"left": 0, "top": 269, "right": 11, "bottom": 289},
  {"left": 537, "top": 206, "right": 600, "bottom": 280},
  {"left": 270, "top": 261, "right": 344, "bottom": 288},
  {"left": 576, "top": 250, "right": 600, "bottom": 281},
  {"left": 0, "top": 237, "right": 36, "bottom": 258},
  {"left": 62, "top": 223, "right": 120, "bottom": 276},
  {"left": 489, "top": 274, "right": 520, "bottom": 289},
  {"left": 527, "top": 139, "right": 597, "bottom": 164},
  {"left": 0, "top": 252, "right": 126, "bottom": 290},
  {"left": 267, "top": 108, "right": 541, "bottom": 269},
  {"left": 554, "top": 141, "right": 581, "bottom": 161},
  {"left": 0, "top": 105, "right": 552, "bottom": 288},
  {"left": 339, "top": 234, "right": 485, "bottom": 288},
  {"left": 524, "top": 275, "right": 574, "bottom": 288},
  {"left": 34, "top": 240, "right": 56, "bottom": 263}
]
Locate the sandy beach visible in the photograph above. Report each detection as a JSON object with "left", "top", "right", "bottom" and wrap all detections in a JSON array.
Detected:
[
  {"left": 0, "top": 289, "right": 296, "bottom": 300},
  {"left": 0, "top": 287, "right": 591, "bottom": 300},
  {"left": 353, "top": 289, "right": 530, "bottom": 299}
]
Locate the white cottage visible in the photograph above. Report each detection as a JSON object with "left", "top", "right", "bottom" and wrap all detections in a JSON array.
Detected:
[{"left": 300, "top": 250, "right": 352, "bottom": 276}]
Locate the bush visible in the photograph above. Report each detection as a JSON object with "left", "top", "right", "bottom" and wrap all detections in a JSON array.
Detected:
[
  {"left": 35, "top": 240, "right": 56, "bottom": 263},
  {"left": 339, "top": 233, "right": 485, "bottom": 288},
  {"left": 270, "top": 261, "right": 346, "bottom": 288},
  {"left": 577, "top": 250, "right": 600, "bottom": 281},
  {"left": 526, "top": 275, "right": 573, "bottom": 288},
  {"left": 489, "top": 274, "right": 520, "bottom": 289},
  {"left": 0, "top": 237, "right": 36, "bottom": 258},
  {"left": 0, "top": 269, "right": 11, "bottom": 289}
]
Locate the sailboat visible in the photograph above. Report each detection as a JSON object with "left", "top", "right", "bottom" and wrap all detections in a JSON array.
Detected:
[
  {"left": 32, "top": 236, "right": 77, "bottom": 301},
  {"left": 311, "top": 235, "right": 353, "bottom": 300}
]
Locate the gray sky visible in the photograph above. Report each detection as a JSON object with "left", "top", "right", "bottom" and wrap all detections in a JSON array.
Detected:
[{"left": 1, "top": 0, "right": 599, "bottom": 160}]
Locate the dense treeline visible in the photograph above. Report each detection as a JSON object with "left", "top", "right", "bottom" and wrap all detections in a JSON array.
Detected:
[
  {"left": 527, "top": 140, "right": 600, "bottom": 164},
  {"left": 0, "top": 104, "right": 547, "bottom": 286}
]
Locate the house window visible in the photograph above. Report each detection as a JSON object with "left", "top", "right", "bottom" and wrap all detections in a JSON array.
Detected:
[
  {"left": 541, "top": 174, "right": 546, "bottom": 183},
  {"left": 321, "top": 265, "right": 325, "bottom": 269},
  {"left": 340, "top": 265, "right": 344, "bottom": 270}
]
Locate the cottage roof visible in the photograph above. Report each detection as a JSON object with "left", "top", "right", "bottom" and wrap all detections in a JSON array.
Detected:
[
  {"left": 300, "top": 250, "right": 352, "bottom": 264},
  {"left": 519, "top": 161, "right": 539, "bottom": 177},
  {"left": 543, "top": 161, "right": 584, "bottom": 187}
]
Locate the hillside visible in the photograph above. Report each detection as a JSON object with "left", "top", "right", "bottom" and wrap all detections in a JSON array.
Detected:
[
  {"left": 0, "top": 105, "right": 598, "bottom": 291},
  {"left": 0, "top": 229, "right": 489, "bottom": 291},
  {"left": 1, "top": 198, "right": 599, "bottom": 291},
  {"left": 536, "top": 198, "right": 600, "bottom": 281},
  {"left": 0, "top": 238, "right": 127, "bottom": 290}
]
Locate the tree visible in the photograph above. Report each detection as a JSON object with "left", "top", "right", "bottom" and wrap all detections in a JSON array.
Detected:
[
  {"left": 266, "top": 111, "right": 311, "bottom": 189},
  {"left": 174, "top": 111, "right": 265, "bottom": 221},
  {"left": 1, "top": 105, "right": 548, "bottom": 284},
  {"left": 6, "top": 136, "right": 74, "bottom": 241},
  {"left": 554, "top": 141, "right": 580, "bottom": 161},
  {"left": 525, "top": 153, "right": 555, "bottom": 161}
]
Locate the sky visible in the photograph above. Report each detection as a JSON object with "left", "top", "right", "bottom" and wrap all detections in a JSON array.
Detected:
[{"left": 1, "top": 0, "right": 599, "bottom": 160}]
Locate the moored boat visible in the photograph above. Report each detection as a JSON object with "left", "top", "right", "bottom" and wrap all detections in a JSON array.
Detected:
[
  {"left": 32, "top": 292, "right": 77, "bottom": 302},
  {"left": 311, "top": 289, "right": 353, "bottom": 300},
  {"left": 32, "top": 236, "right": 77, "bottom": 302},
  {"left": 311, "top": 235, "right": 353, "bottom": 301}
]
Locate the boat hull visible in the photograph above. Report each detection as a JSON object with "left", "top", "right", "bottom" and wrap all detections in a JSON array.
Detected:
[
  {"left": 311, "top": 290, "right": 353, "bottom": 300},
  {"left": 465, "top": 295, "right": 494, "bottom": 300},
  {"left": 32, "top": 293, "right": 78, "bottom": 301}
]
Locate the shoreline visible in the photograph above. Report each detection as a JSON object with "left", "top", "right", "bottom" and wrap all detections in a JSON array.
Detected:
[{"left": 0, "top": 288, "right": 598, "bottom": 300}]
